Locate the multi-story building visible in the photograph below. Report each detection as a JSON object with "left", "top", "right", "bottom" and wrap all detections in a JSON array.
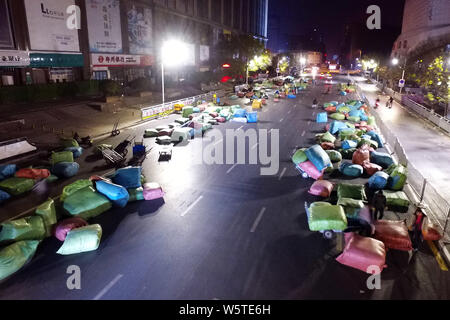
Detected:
[
  {"left": 0, "top": 0, "right": 268, "bottom": 86},
  {"left": 391, "top": 0, "right": 450, "bottom": 59}
]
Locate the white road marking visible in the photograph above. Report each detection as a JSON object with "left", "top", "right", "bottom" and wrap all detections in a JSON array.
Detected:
[
  {"left": 279, "top": 118, "right": 284, "bottom": 122},
  {"left": 301, "top": 130, "right": 306, "bottom": 137},
  {"left": 250, "top": 207, "right": 266, "bottom": 233},
  {"left": 307, "top": 121, "right": 311, "bottom": 125},
  {"left": 278, "top": 167, "right": 287, "bottom": 180},
  {"left": 226, "top": 163, "right": 238, "bottom": 174},
  {"left": 287, "top": 110, "right": 291, "bottom": 114},
  {"left": 93, "top": 274, "right": 123, "bottom": 300},
  {"left": 181, "top": 195, "right": 204, "bottom": 217},
  {"left": 251, "top": 143, "right": 259, "bottom": 150}
]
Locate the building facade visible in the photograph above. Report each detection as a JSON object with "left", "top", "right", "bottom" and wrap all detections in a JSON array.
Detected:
[
  {"left": 391, "top": 0, "right": 450, "bottom": 59},
  {"left": 0, "top": 0, "right": 268, "bottom": 87}
]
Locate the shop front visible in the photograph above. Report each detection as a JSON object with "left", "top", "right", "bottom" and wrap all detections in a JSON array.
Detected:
[
  {"left": 29, "top": 53, "right": 84, "bottom": 84},
  {"left": 90, "top": 53, "right": 154, "bottom": 83},
  {"left": 0, "top": 50, "right": 30, "bottom": 86}
]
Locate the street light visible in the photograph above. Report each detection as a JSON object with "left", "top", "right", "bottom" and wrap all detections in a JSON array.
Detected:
[
  {"left": 392, "top": 57, "right": 406, "bottom": 94},
  {"left": 161, "top": 40, "right": 188, "bottom": 109},
  {"left": 300, "top": 57, "right": 306, "bottom": 74}
]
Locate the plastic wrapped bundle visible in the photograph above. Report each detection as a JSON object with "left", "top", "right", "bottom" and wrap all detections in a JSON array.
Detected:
[
  {"left": 341, "top": 140, "right": 358, "bottom": 150},
  {"left": 305, "top": 145, "right": 332, "bottom": 172},
  {"left": 0, "top": 177, "right": 34, "bottom": 196},
  {"left": 54, "top": 217, "right": 88, "bottom": 241},
  {"left": 128, "top": 187, "right": 144, "bottom": 202},
  {"left": 382, "top": 190, "right": 409, "bottom": 212},
  {"left": 182, "top": 107, "right": 194, "bottom": 118},
  {"left": 51, "top": 151, "right": 74, "bottom": 165},
  {"left": 63, "top": 186, "right": 112, "bottom": 220},
  {"left": 336, "top": 234, "right": 386, "bottom": 274},
  {"left": 308, "top": 203, "right": 347, "bottom": 231},
  {"left": 374, "top": 220, "right": 412, "bottom": 251},
  {"left": 320, "top": 132, "right": 336, "bottom": 144},
  {"left": 143, "top": 182, "right": 165, "bottom": 201},
  {"left": 0, "top": 164, "right": 17, "bottom": 181},
  {"left": 316, "top": 112, "right": 328, "bottom": 123},
  {"left": 362, "top": 162, "right": 383, "bottom": 176},
  {"left": 339, "top": 162, "right": 363, "bottom": 177},
  {"left": 51, "top": 162, "right": 80, "bottom": 179},
  {"left": 247, "top": 112, "right": 258, "bottom": 123},
  {"left": 326, "top": 150, "right": 342, "bottom": 163},
  {"left": 366, "top": 131, "right": 384, "bottom": 148},
  {"left": 386, "top": 164, "right": 407, "bottom": 191},
  {"left": 65, "top": 147, "right": 83, "bottom": 159},
  {"left": 368, "top": 172, "right": 389, "bottom": 190},
  {"left": 329, "top": 121, "right": 347, "bottom": 135},
  {"left": 0, "top": 216, "right": 45, "bottom": 244},
  {"left": 233, "top": 109, "right": 247, "bottom": 118},
  {"left": 308, "top": 180, "right": 334, "bottom": 198},
  {"left": 0, "top": 190, "right": 10, "bottom": 204},
  {"left": 337, "top": 183, "right": 367, "bottom": 200},
  {"left": 292, "top": 149, "right": 308, "bottom": 165},
  {"left": 0, "top": 240, "right": 40, "bottom": 281},
  {"left": 61, "top": 179, "right": 94, "bottom": 202},
  {"left": 330, "top": 113, "right": 346, "bottom": 120},
  {"left": 57, "top": 224, "right": 102, "bottom": 255},
  {"left": 95, "top": 180, "right": 129, "bottom": 208},
  {"left": 35, "top": 199, "right": 57, "bottom": 237},
  {"left": 370, "top": 151, "right": 394, "bottom": 169},
  {"left": 15, "top": 168, "right": 50, "bottom": 180},
  {"left": 60, "top": 138, "right": 79, "bottom": 148},
  {"left": 113, "top": 167, "right": 142, "bottom": 189},
  {"left": 352, "top": 147, "right": 370, "bottom": 165}
]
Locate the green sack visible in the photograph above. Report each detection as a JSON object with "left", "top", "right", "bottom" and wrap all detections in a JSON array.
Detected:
[
  {"left": 60, "top": 138, "right": 79, "bottom": 148},
  {"left": 338, "top": 106, "right": 351, "bottom": 114},
  {"left": 345, "top": 123, "right": 356, "bottom": 129},
  {"left": 182, "top": 107, "right": 194, "bottom": 118},
  {"left": 57, "top": 224, "right": 102, "bottom": 255},
  {"left": 0, "top": 177, "right": 35, "bottom": 196},
  {"left": 35, "top": 199, "right": 57, "bottom": 237},
  {"left": 308, "top": 204, "right": 347, "bottom": 231},
  {"left": 339, "top": 148, "right": 357, "bottom": 160},
  {"left": 128, "top": 187, "right": 144, "bottom": 202},
  {"left": 292, "top": 149, "right": 307, "bottom": 165},
  {"left": 320, "top": 132, "right": 336, "bottom": 144},
  {"left": 330, "top": 113, "right": 346, "bottom": 120},
  {"left": 358, "top": 138, "right": 373, "bottom": 148},
  {"left": 326, "top": 150, "right": 342, "bottom": 163},
  {"left": 383, "top": 190, "right": 409, "bottom": 208},
  {"left": 343, "top": 206, "right": 361, "bottom": 219},
  {"left": 0, "top": 240, "right": 40, "bottom": 281},
  {"left": 337, "top": 197, "right": 365, "bottom": 209},
  {"left": 337, "top": 183, "right": 367, "bottom": 201},
  {"left": 144, "top": 129, "right": 159, "bottom": 138},
  {"left": 63, "top": 186, "right": 112, "bottom": 220},
  {"left": 339, "top": 129, "right": 355, "bottom": 140},
  {"left": 0, "top": 216, "right": 46, "bottom": 244},
  {"left": 387, "top": 164, "right": 408, "bottom": 191},
  {"left": 367, "top": 116, "right": 376, "bottom": 126},
  {"left": 51, "top": 151, "right": 74, "bottom": 165},
  {"left": 347, "top": 116, "right": 361, "bottom": 123},
  {"left": 61, "top": 179, "right": 93, "bottom": 202}
]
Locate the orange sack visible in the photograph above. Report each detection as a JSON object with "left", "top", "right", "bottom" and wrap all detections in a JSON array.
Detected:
[{"left": 15, "top": 168, "right": 50, "bottom": 180}]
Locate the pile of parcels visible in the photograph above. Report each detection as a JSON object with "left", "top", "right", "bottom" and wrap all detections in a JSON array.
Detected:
[
  {"left": 0, "top": 166, "right": 165, "bottom": 282},
  {"left": 292, "top": 99, "right": 442, "bottom": 274},
  {"left": 0, "top": 138, "right": 85, "bottom": 205},
  {"left": 339, "top": 83, "right": 356, "bottom": 95},
  {"left": 144, "top": 103, "right": 259, "bottom": 143}
]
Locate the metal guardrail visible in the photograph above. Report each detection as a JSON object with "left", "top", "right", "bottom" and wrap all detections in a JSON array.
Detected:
[
  {"left": 357, "top": 85, "right": 450, "bottom": 243},
  {"left": 140, "top": 90, "right": 226, "bottom": 120}
]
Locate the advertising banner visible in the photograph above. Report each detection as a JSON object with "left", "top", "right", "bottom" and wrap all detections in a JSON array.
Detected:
[
  {"left": 86, "top": 0, "right": 122, "bottom": 53},
  {"left": 0, "top": 51, "right": 30, "bottom": 67},
  {"left": 24, "top": 0, "right": 80, "bottom": 52},
  {"left": 0, "top": 0, "right": 14, "bottom": 48},
  {"left": 127, "top": 3, "right": 153, "bottom": 55},
  {"left": 91, "top": 53, "right": 153, "bottom": 67}
]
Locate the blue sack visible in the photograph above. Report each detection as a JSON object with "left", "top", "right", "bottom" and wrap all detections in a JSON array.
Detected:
[
  {"left": 342, "top": 140, "right": 358, "bottom": 150},
  {"left": 316, "top": 112, "right": 328, "bottom": 123},
  {"left": 0, "top": 164, "right": 17, "bottom": 181},
  {"left": 0, "top": 190, "right": 11, "bottom": 204},
  {"left": 360, "top": 114, "right": 368, "bottom": 121},
  {"left": 339, "top": 162, "right": 363, "bottom": 177},
  {"left": 370, "top": 151, "right": 393, "bottom": 169},
  {"left": 339, "top": 91, "right": 347, "bottom": 96},
  {"left": 113, "top": 167, "right": 142, "bottom": 189},
  {"left": 95, "top": 180, "right": 129, "bottom": 208},
  {"left": 287, "top": 95, "right": 296, "bottom": 99},
  {"left": 349, "top": 110, "right": 362, "bottom": 118},
  {"left": 51, "top": 162, "right": 80, "bottom": 178},
  {"left": 65, "top": 147, "right": 83, "bottom": 159},
  {"left": 233, "top": 109, "right": 247, "bottom": 118},
  {"left": 193, "top": 107, "right": 200, "bottom": 113},
  {"left": 367, "top": 131, "right": 384, "bottom": 148},
  {"left": 329, "top": 121, "right": 347, "bottom": 135},
  {"left": 368, "top": 172, "right": 389, "bottom": 190},
  {"left": 305, "top": 145, "right": 332, "bottom": 171},
  {"left": 246, "top": 112, "right": 258, "bottom": 123}
]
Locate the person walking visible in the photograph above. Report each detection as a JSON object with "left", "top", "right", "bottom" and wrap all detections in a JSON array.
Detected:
[
  {"left": 371, "top": 190, "right": 387, "bottom": 220},
  {"left": 312, "top": 98, "right": 318, "bottom": 109},
  {"left": 409, "top": 209, "right": 425, "bottom": 252}
]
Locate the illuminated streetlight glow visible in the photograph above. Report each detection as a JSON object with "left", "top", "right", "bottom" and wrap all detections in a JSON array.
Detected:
[
  {"left": 162, "top": 40, "right": 188, "bottom": 66},
  {"left": 392, "top": 58, "right": 399, "bottom": 65},
  {"left": 300, "top": 57, "right": 306, "bottom": 65}
]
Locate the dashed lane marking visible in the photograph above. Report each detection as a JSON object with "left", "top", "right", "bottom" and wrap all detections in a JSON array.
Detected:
[
  {"left": 278, "top": 167, "right": 287, "bottom": 180},
  {"left": 301, "top": 130, "right": 306, "bottom": 137},
  {"left": 226, "top": 163, "right": 238, "bottom": 174},
  {"left": 93, "top": 274, "right": 123, "bottom": 300},
  {"left": 250, "top": 207, "right": 266, "bottom": 233},
  {"left": 181, "top": 195, "right": 204, "bottom": 217}
]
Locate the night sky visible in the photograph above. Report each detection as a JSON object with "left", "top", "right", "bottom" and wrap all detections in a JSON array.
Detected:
[{"left": 268, "top": 0, "right": 406, "bottom": 57}]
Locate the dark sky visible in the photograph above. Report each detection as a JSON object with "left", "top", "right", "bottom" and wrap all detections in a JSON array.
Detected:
[{"left": 268, "top": 0, "right": 406, "bottom": 56}]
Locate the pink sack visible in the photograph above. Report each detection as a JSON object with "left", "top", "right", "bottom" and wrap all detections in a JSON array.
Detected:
[
  {"left": 143, "top": 182, "right": 165, "bottom": 201},
  {"left": 53, "top": 217, "right": 88, "bottom": 241},
  {"left": 374, "top": 220, "right": 413, "bottom": 251},
  {"left": 209, "top": 112, "right": 219, "bottom": 118},
  {"left": 362, "top": 162, "right": 382, "bottom": 176},
  {"left": 308, "top": 180, "right": 334, "bottom": 197},
  {"left": 297, "top": 161, "right": 324, "bottom": 180},
  {"left": 336, "top": 234, "right": 387, "bottom": 274},
  {"left": 216, "top": 117, "right": 226, "bottom": 123}
]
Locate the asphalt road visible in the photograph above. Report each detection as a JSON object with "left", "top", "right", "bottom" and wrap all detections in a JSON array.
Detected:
[{"left": 1, "top": 76, "right": 449, "bottom": 300}]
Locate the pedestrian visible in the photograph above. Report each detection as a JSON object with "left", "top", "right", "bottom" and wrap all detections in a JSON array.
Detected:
[
  {"left": 371, "top": 190, "right": 387, "bottom": 221},
  {"left": 409, "top": 209, "right": 425, "bottom": 251},
  {"left": 389, "top": 96, "right": 394, "bottom": 108},
  {"left": 375, "top": 97, "right": 380, "bottom": 109},
  {"left": 312, "top": 98, "right": 318, "bottom": 108}
]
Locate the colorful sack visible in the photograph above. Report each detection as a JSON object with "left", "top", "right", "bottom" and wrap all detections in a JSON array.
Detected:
[
  {"left": 337, "top": 198, "right": 365, "bottom": 209},
  {"left": 0, "top": 190, "right": 10, "bottom": 204},
  {"left": 316, "top": 112, "right": 328, "bottom": 123},
  {"left": 386, "top": 164, "right": 407, "bottom": 191},
  {"left": 339, "top": 148, "right": 357, "bottom": 160},
  {"left": 35, "top": 199, "right": 57, "bottom": 237},
  {"left": 382, "top": 190, "right": 409, "bottom": 211},
  {"left": 320, "top": 132, "right": 336, "bottom": 144},
  {"left": 95, "top": 180, "right": 129, "bottom": 208},
  {"left": 60, "top": 138, "right": 79, "bottom": 148},
  {"left": 326, "top": 150, "right": 342, "bottom": 163},
  {"left": 0, "top": 216, "right": 45, "bottom": 244},
  {"left": 143, "top": 182, "right": 165, "bottom": 201},
  {"left": 368, "top": 172, "right": 389, "bottom": 190},
  {"left": 0, "top": 177, "right": 34, "bottom": 196},
  {"left": 51, "top": 151, "right": 74, "bottom": 165},
  {"left": 308, "top": 203, "right": 347, "bottom": 231},
  {"left": 51, "top": 162, "right": 80, "bottom": 178},
  {"left": 367, "top": 131, "right": 384, "bottom": 148},
  {"left": 15, "top": 168, "right": 50, "bottom": 180},
  {"left": 370, "top": 151, "right": 394, "bottom": 169},
  {"left": 0, "top": 164, "right": 17, "bottom": 181},
  {"left": 320, "top": 142, "right": 335, "bottom": 150},
  {"left": 113, "top": 167, "right": 142, "bottom": 189},
  {"left": 330, "top": 113, "right": 346, "bottom": 120},
  {"left": 308, "top": 180, "right": 334, "bottom": 197},
  {"left": 63, "top": 186, "right": 112, "bottom": 220},
  {"left": 0, "top": 240, "right": 40, "bottom": 281},
  {"left": 342, "top": 140, "right": 358, "bottom": 150},
  {"left": 347, "top": 116, "right": 361, "bottom": 123},
  {"left": 336, "top": 234, "right": 386, "bottom": 274},
  {"left": 61, "top": 179, "right": 94, "bottom": 202},
  {"left": 57, "top": 224, "right": 102, "bottom": 255},
  {"left": 292, "top": 149, "right": 308, "bottom": 165},
  {"left": 329, "top": 121, "right": 347, "bottom": 134},
  {"left": 374, "top": 220, "right": 412, "bottom": 251},
  {"left": 339, "top": 162, "right": 363, "bottom": 177},
  {"left": 54, "top": 217, "right": 88, "bottom": 241},
  {"left": 65, "top": 147, "right": 83, "bottom": 159},
  {"left": 338, "top": 183, "right": 367, "bottom": 200},
  {"left": 305, "top": 145, "right": 332, "bottom": 172},
  {"left": 128, "top": 187, "right": 145, "bottom": 202},
  {"left": 297, "top": 161, "right": 324, "bottom": 180},
  {"left": 362, "top": 162, "right": 383, "bottom": 176},
  {"left": 352, "top": 147, "right": 370, "bottom": 165}
]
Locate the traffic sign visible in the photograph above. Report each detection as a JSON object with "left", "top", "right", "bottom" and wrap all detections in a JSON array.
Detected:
[
  {"left": 276, "top": 68, "right": 280, "bottom": 73},
  {"left": 398, "top": 79, "right": 405, "bottom": 88}
]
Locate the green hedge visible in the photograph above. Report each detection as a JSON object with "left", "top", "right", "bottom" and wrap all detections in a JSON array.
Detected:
[{"left": 0, "top": 80, "right": 101, "bottom": 104}]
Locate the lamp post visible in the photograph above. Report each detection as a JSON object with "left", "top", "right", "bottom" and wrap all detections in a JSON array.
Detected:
[
  {"left": 161, "top": 40, "right": 188, "bottom": 109},
  {"left": 392, "top": 57, "right": 406, "bottom": 94}
]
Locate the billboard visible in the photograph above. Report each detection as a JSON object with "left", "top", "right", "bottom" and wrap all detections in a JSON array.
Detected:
[
  {"left": 24, "top": 0, "right": 80, "bottom": 52},
  {"left": 86, "top": 0, "right": 122, "bottom": 53},
  {"left": 0, "top": 0, "right": 14, "bottom": 49},
  {"left": 127, "top": 3, "right": 153, "bottom": 55}
]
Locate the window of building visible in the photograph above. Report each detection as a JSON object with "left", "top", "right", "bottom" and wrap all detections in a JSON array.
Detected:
[
  {"left": 233, "top": 0, "right": 241, "bottom": 30},
  {"left": 197, "top": 0, "right": 208, "bottom": 19},
  {"left": 403, "top": 40, "right": 407, "bottom": 49},
  {"left": 211, "top": 0, "right": 222, "bottom": 24},
  {"left": 398, "top": 41, "right": 402, "bottom": 49},
  {"left": 223, "top": 0, "right": 232, "bottom": 27},
  {"left": 176, "top": 0, "right": 187, "bottom": 13}
]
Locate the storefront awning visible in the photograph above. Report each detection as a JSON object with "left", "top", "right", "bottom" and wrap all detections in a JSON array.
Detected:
[{"left": 30, "top": 53, "right": 84, "bottom": 68}]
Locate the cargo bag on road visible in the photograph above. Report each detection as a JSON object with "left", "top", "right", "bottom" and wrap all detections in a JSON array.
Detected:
[
  {"left": 57, "top": 224, "right": 102, "bottom": 255},
  {"left": 61, "top": 179, "right": 94, "bottom": 202},
  {"left": 337, "top": 183, "right": 367, "bottom": 201},
  {"left": 292, "top": 149, "right": 308, "bottom": 165},
  {"left": 15, "top": 168, "right": 50, "bottom": 180},
  {"left": 0, "top": 164, "right": 17, "bottom": 181},
  {"left": 374, "top": 220, "right": 412, "bottom": 251},
  {"left": 339, "top": 162, "right": 363, "bottom": 177},
  {"left": 305, "top": 145, "right": 332, "bottom": 172},
  {"left": 382, "top": 190, "right": 409, "bottom": 212},
  {"left": 368, "top": 172, "right": 389, "bottom": 190},
  {"left": 362, "top": 162, "right": 383, "bottom": 176},
  {"left": 0, "top": 216, "right": 45, "bottom": 244},
  {"left": 65, "top": 147, "right": 83, "bottom": 159},
  {"left": 320, "top": 132, "right": 336, "bottom": 144},
  {"left": 63, "top": 186, "right": 112, "bottom": 220},
  {"left": 54, "top": 217, "right": 88, "bottom": 241},
  {"left": 35, "top": 199, "right": 57, "bottom": 237},
  {"left": 370, "top": 151, "right": 394, "bottom": 169},
  {"left": 330, "top": 113, "right": 346, "bottom": 120},
  {"left": 113, "top": 167, "right": 142, "bottom": 189},
  {"left": 386, "top": 164, "right": 407, "bottom": 191},
  {"left": 95, "top": 180, "right": 129, "bottom": 208},
  {"left": 0, "top": 177, "right": 34, "bottom": 196},
  {"left": 0, "top": 240, "right": 40, "bottom": 281},
  {"left": 0, "top": 190, "right": 11, "bottom": 204},
  {"left": 51, "top": 162, "right": 80, "bottom": 178},
  {"left": 308, "top": 203, "right": 347, "bottom": 231},
  {"left": 297, "top": 161, "right": 324, "bottom": 180},
  {"left": 316, "top": 112, "right": 328, "bottom": 123},
  {"left": 308, "top": 181, "right": 334, "bottom": 198},
  {"left": 352, "top": 146, "right": 370, "bottom": 165},
  {"left": 128, "top": 187, "right": 144, "bottom": 202},
  {"left": 51, "top": 151, "right": 74, "bottom": 165},
  {"left": 143, "top": 183, "right": 165, "bottom": 201},
  {"left": 326, "top": 150, "right": 342, "bottom": 163}
]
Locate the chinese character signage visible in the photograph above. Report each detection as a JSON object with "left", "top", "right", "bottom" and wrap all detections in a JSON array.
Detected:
[
  {"left": 0, "top": 0, "right": 14, "bottom": 48},
  {"left": 127, "top": 3, "right": 153, "bottom": 55},
  {"left": 91, "top": 53, "right": 153, "bottom": 67},
  {"left": 24, "top": 0, "right": 80, "bottom": 52},
  {"left": 86, "top": 0, "right": 122, "bottom": 53},
  {"left": 0, "top": 51, "right": 30, "bottom": 67}
]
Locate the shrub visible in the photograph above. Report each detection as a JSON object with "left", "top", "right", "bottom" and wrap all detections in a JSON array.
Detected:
[{"left": 99, "top": 80, "right": 121, "bottom": 97}]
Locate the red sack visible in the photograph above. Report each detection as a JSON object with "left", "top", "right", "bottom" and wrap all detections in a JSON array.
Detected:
[
  {"left": 216, "top": 117, "right": 226, "bottom": 123},
  {"left": 352, "top": 147, "right": 370, "bottom": 165},
  {"left": 15, "top": 168, "right": 50, "bottom": 180},
  {"left": 422, "top": 217, "right": 443, "bottom": 241},
  {"left": 336, "top": 234, "right": 386, "bottom": 274},
  {"left": 325, "top": 106, "right": 337, "bottom": 113},
  {"left": 274, "top": 98, "right": 280, "bottom": 102},
  {"left": 209, "top": 112, "right": 218, "bottom": 118},
  {"left": 362, "top": 162, "right": 382, "bottom": 176},
  {"left": 321, "top": 142, "right": 335, "bottom": 150},
  {"left": 308, "top": 180, "right": 334, "bottom": 197},
  {"left": 374, "top": 220, "right": 413, "bottom": 251},
  {"left": 53, "top": 217, "right": 88, "bottom": 241},
  {"left": 261, "top": 99, "right": 267, "bottom": 105}
]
